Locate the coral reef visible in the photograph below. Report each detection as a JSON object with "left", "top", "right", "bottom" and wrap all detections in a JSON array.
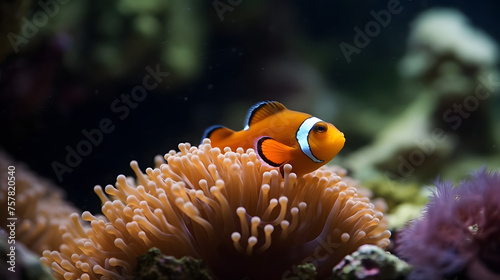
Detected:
[
  {"left": 41, "top": 140, "right": 391, "bottom": 279},
  {"left": 396, "top": 169, "right": 500, "bottom": 280},
  {"left": 332, "top": 244, "right": 410, "bottom": 280},
  {"left": 0, "top": 150, "right": 79, "bottom": 254},
  {"left": 3, "top": 2, "right": 499, "bottom": 279},
  {"left": 346, "top": 8, "right": 500, "bottom": 183}
]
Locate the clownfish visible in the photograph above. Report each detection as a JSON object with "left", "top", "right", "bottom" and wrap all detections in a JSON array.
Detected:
[{"left": 202, "top": 101, "right": 345, "bottom": 175}]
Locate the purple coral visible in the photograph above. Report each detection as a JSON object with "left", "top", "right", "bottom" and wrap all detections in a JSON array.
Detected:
[{"left": 396, "top": 169, "right": 500, "bottom": 280}]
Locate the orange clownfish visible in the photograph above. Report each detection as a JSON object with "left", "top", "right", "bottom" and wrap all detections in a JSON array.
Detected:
[{"left": 202, "top": 101, "right": 345, "bottom": 175}]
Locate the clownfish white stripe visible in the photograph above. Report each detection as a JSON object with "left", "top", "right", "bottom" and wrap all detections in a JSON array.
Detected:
[{"left": 296, "top": 117, "right": 324, "bottom": 163}]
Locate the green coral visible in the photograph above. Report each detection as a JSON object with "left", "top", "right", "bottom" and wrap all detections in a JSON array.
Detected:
[
  {"left": 360, "top": 175, "right": 429, "bottom": 228},
  {"left": 363, "top": 176, "right": 428, "bottom": 210}
]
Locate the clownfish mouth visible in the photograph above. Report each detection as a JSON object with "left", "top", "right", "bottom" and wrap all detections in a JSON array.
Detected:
[
  {"left": 333, "top": 133, "right": 345, "bottom": 143},
  {"left": 332, "top": 133, "right": 346, "bottom": 149}
]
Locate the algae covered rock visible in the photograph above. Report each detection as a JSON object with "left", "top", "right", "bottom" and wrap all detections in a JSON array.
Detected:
[
  {"left": 134, "top": 248, "right": 213, "bottom": 280},
  {"left": 332, "top": 245, "right": 410, "bottom": 280},
  {"left": 283, "top": 262, "right": 318, "bottom": 280}
]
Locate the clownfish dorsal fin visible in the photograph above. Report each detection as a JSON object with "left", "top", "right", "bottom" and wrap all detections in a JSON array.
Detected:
[
  {"left": 256, "top": 136, "right": 294, "bottom": 167},
  {"left": 244, "top": 101, "right": 287, "bottom": 130},
  {"left": 201, "top": 125, "right": 235, "bottom": 144}
]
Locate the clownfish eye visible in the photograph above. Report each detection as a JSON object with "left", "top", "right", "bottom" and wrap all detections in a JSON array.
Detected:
[{"left": 313, "top": 123, "right": 327, "bottom": 133}]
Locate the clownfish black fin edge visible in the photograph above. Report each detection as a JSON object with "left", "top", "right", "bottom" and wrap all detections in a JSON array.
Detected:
[{"left": 244, "top": 101, "right": 286, "bottom": 130}]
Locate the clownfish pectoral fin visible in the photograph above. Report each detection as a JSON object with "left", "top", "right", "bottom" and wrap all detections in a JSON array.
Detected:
[
  {"left": 244, "top": 101, "right": 286, "bottom": 130},
  {"left": 256, "top": 137, "right": 294, "bottom": 167},
  {"left": 201, "top": 125, "right": 235, "bottom": 144}
]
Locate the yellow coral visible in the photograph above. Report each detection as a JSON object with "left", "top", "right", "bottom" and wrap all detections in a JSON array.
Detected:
[{"left": 41, "top": 140, "right": 390, "bottom": 279}]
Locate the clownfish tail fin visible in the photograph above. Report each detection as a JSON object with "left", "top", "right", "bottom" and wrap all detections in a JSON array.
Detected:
[{"left": 201, "top": 125, "right": 235, "bottom": 144}]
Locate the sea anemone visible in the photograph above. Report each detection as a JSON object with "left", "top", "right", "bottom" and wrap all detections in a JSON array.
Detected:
[
  {"left": 0, "top": 150, "right": 79, "bottom": 254},
  {"left": 396, "top": 169, "right": 500, "bottom": 280},
  {"left": 41, "top": 140, "right": 391, "bottom": 279}
]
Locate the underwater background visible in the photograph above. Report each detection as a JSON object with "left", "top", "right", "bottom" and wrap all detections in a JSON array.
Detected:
[{"left": 1, "top": 0, "right": 499, "bottom": 279}]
